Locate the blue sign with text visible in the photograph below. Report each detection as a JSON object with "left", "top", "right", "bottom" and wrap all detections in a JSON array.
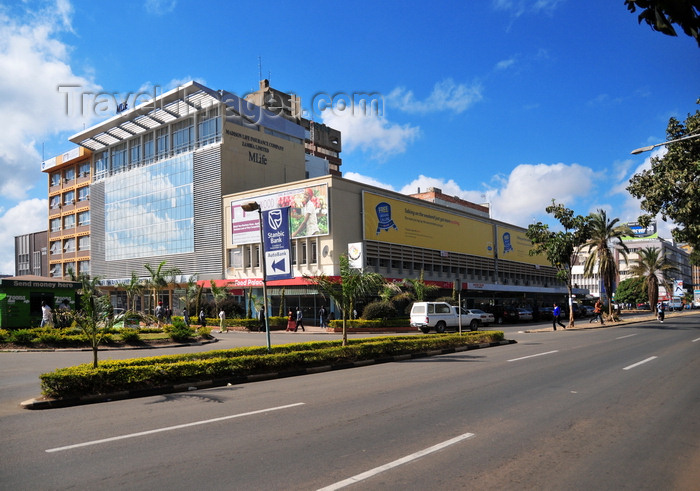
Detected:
[{"left": 262, "top": 207, "right": 293, "bottom": 280}]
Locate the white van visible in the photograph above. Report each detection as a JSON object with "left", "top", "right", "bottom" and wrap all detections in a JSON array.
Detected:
[
  {"left": 668, "top": 298, "right": 683, "bottom": 311},
  {"left": 410, "top": 301, "right": 481, "bottom": 333}
]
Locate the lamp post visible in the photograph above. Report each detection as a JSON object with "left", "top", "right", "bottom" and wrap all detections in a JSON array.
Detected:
[
  {"left": 241, "top": 201, "right": 271, "bottom": 352},
  {"left": 630, "top": 132, "right": 700, "bottom": 154}
]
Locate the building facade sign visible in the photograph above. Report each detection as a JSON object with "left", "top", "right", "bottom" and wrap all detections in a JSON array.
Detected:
[{"left": 496, "top": 225, "right": 550, "bottom": 267}]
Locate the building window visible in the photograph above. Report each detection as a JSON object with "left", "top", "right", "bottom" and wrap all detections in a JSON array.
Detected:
[
  {"left": 63, "top": 214, "right": 75, "bottom": 230},
  {"left": 301, "top": 241, "right": 307, "bottom": 264},
  {"left": 63, "top": 190, "right": 75, "bottom": 205},
  {"left": 63, "top": 262, "right": 75, "bottom": 277},
  {"left": 172, "top": 118, "right": 194, "bottom": 154},
  {"left": 130, "top": 139, "right": 141, "bottom": 166},
  {"left": 310, "top": 240, "right": 318, "bottom": 264},
  {"left": 51, "top": 172, "right": 61, "bottom": 186},
  {"left": 198, "top": 108, "right": 220, "bottom": 145},
  {"left": 77, "top": 186, "right": 89, "bottom": 202},
  {"left": 78, "top": 235, "right": 90, "bottom": 251},
  {"left": 78, "top": 260, "right": 90, "bottom": 274},
  {"left": 64, "top": 238, "right": 75, "bottom": 253},
  {"left": 77, "top": 210, "right": 90, "bottom": 226},
  {"left": 254, "top": 244, "right": 260, "bottom": 267},
  {"left": 50, "top": 218, "right": 61, "bottom": 232},
  {"left": 156, "top": 127, "right": 169, "bottom": 159},
  {"left": 50, "top": 264, "right": 61, "bottom": 277},
  {"left": 143, "top": 133, "right": 154, "bottom": 163},
  {"left": 33, "top": 251, "right": 42, "bottom": 275},
  {"left": 64, "top": 167, "right": 75, "bottom": 181},
  {"left": 291, "top": 242, "right": 297, "bottom": 265},
  {"left": 50, "top": 241, "right": 61, "bottom": 255},
  {"left": 50, "top": 195, "right": 61, "bottom": 209},
  {"left": 111, "top": 142, "right": 127, "bottom": 173},
  {"left": 79, "top": 161, "right": 90, "bottom": 177},
  {"left": 95, "top": 151, "right": 108, "bottom": 179}
]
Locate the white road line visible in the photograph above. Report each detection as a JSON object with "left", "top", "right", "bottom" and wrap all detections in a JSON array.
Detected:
[
  {"left": 623, "top": 356, "right": 658, "bottom": 371},
  {"left": 46, "top": 402, "right": 305, "bottom": 453},
  {"left": 692, "top": 337, "right": 700, "bottom": 343},
  {"left": 616, "top": 334, "right": 638, "bottom": 340},
  {"left": 317, "top": 432, "right": 475, "bottom": 491},
  {"left": 507, "top": 350, "right": 558, "bottom": 362}
]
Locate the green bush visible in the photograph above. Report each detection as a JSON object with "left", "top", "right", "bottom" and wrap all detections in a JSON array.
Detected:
[
  {"left": 166, "top": 318, "right": 195, "bottom": 342},
  {"left": 39, "top": 332, "right": 506, "bottom": 399},
  {"left": 120, "top": 329, "right": 141, "bottom": 344},
  {"left": 10, "top": 329, "right": 35, "bottom": 345},
  {"left": 361, "top": 300, "right": 398, "bottom": 320},
  {"left": 0, "top": 329, "right": 9, "bottom": 343}
]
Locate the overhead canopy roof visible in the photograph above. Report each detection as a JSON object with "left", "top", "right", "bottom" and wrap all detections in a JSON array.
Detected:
[{"left": 69, "top": 81, "right": 304, "bottom": 152}]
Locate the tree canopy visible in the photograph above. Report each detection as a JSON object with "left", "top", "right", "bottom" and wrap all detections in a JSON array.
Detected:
[
  {"left": 625, "top": 0, "right": 700, "bottom": 47},
  {"left": 627, "top": 101, "right": 700, "bottom": 249}
]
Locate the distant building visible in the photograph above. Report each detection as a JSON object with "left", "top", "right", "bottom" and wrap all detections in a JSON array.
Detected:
[{"left": 14, "top": 230, "right": 48, "bottom": 277}]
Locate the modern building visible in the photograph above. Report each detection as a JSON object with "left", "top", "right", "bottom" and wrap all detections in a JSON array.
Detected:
[
  {"left": 221, "top": 175, "right": 582, "bottom": 318},
  {"left": 60, "top": 80, "right": 341, "bottom": 312},
  {"left": 571, "top": 221, "right": 692, "bottom": 302},
  {"left": 14, "top": 230, "right": 48, "bottom": 277},
  {"left": 41, "top": 146, "right": 93, "bottom": 278}
]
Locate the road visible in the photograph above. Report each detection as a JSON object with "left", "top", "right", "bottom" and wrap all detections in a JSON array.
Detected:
[{"left": 1, "top": 314, "right": 698, "bottom": 490}]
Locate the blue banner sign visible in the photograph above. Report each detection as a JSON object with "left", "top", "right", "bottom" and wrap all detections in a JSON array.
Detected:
[{"left": 262, "top": 207, "right": 293, "bottom": 280}]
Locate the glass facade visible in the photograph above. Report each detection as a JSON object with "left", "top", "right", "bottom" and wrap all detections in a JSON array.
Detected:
[{"left": 104, "top": 153, "right": 194, "bottom": 261}]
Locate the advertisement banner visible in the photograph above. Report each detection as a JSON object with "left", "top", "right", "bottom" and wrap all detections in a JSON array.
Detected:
[
  {"left": 348, "top": 242, "right": 364, "bottom": 269},
  {"left": 363, "top": 192, "right": 495, "bottom": 259},
  {"left": 231, "top": 183, "right": 329, "bottom": 245},
  {"left": 496, "top": 225, "right": 550, "bottom": 267},
  {"left": 262, "top": 208, "right": 293, "bottom": 280}
]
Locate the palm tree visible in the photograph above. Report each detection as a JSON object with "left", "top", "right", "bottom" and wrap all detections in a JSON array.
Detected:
[
  {"left": 210, "top": 280, "right": 229, "bottom": 316},
  {"left": 403, "top": 270, "right": 438, "bottom": 302},
  {"left": 582, "top": 210, "right": 632, "bottom": 317},
  {"left": 307, "top": 254, "right": 385, "bottom": 345},
  {"left": 144, "top": 261, "right": 181, "bottom": 314},
  {"left": 121, "top": 272, "right": 144, "bottom": 312},
  {"left": 628, "top": 247, "right": 676, "bottom": 313}
]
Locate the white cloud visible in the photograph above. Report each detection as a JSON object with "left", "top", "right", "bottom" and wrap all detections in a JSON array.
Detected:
[
  {"left": 493, "top": 0, "right": 564, "bottom": 18},
  {"left": 0, "top": 199, "right": 47, "bottom": 274},
  {"left": 144, "top": 0, "right": 177, "bottom": 15},
  {"left": 320, "top": 110, "right": 420, "bottom": 161},
  {"left": 343, "top": 172, "right": 397, "bottom": 191},
  {"left": 388, "top": 78, "right": 483, "bottom": 114},
  {"left": 0, "top": 0, "right": 99, "bottom": 274},
  {"left": 495, "top": 58, "right": 517, "bottom": 70}
]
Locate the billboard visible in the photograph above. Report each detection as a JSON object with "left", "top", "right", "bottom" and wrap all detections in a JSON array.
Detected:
[
  {"left": 363, "top": 192, "right": 495, "bottom": 259},
  {"left": 496, "top": 225, "right": 550, "bottom": 267},
  {"left": 623, "top": 221, "right": 658, "bottom": 240},
  {"left": 231, "top": 183, "right": 329, "bottom": 245}
]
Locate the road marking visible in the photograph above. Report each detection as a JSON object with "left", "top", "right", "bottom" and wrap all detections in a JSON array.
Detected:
[
  {"left": 623, "top": 356, "right": 658, "bottom": 371},
  {"left": 507, "top": 350, "right": 558, "bottom": 362},
  {"left": 46, "top": 402, "right": 305, "bottom": 453},
  {"left": 616, "top": 334, "right": 638, "bottom": 340},
  {"left": 692, "top": 337, "right": 700, "bottom": 343},
  {"left": 317, "top": 432, "right": 475, "bottom": 491}
]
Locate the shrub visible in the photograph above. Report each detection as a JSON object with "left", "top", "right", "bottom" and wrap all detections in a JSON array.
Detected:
[
  {"left": 167, "top": 318, "right": 195, "bottom": 342},
  {"left": 0, "top": 329, "right": 9, "bottom": 343},
  {"left": 361, "top": 300, "right": 398, "bottom": 320},
  {"left": 120, "top": 329, "right": 141, "bottom": 344},
  {"left": 10, "top": 329, "right": 35, "bottom": 345}
]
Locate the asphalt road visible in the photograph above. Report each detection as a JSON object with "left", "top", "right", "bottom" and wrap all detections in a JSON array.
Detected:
[{"left": 1, "top": 313, "right": 698, "bottom": 490}]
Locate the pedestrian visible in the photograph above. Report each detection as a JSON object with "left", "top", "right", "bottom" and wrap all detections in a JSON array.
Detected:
[
  {"left": 657, "top": 302, "right": 665, "bottom": 323},
  {"left": 552, "top": 303, "right": 565, "bottom": 330},
  {"left": 352, "top": 308, "right": 357, "bottom": 319},
  {"left": 219, "top": 308, "right": 227, "bottom": 333},
  {"left": 295, "top": 306, "right": 305, "bottom": 332},
  {"left": 155, "top": 301, "right": 164, "bottom": 326},
  {"left": 40, "top": 301, "right": 52, "bottom": 327},
  {"left": 318, "top": 305, "right": 326, "bottom": 328},
  {"left": 286, "top": 309, "right": 295, "bottom": 331},
  {"left": 590, "top": 299, "right": 604, "bottom": 325},
  {"left": 198, "top": 308, "right": 206, "bottom": 327},
  {"left": 183, "top": 308, "right": 190, "bottom": 326},
  {"left": 258, "top": 308, "right": 266, "bottom": 332}
]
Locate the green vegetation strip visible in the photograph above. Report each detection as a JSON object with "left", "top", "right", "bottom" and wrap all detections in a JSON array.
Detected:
[{"left": 40, "top": 332, "right": 504, "bottom": 399}]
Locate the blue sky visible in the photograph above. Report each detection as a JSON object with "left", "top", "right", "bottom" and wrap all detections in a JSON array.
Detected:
[{"left": 0, "top": 0, "right": 698, "bottom": 274}]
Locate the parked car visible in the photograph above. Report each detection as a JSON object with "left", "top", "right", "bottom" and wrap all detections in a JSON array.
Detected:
[
  {"left": 465, "top": 309, "right": 494, "bottom": 327},
  {"left": 482, "top": 305, "right": 519, "bottom": 324},
  {"left": 637, "top": 302, "right": 651, "bottom": 310},
  {"left": 516, "top": 308, "right": 533, "bottom": 322},
  {"left": 582, "top": 305, "right": 595, "bottom": 317},
  {"left": 411, "top": 302, "right": 487, "bottom": 333}
]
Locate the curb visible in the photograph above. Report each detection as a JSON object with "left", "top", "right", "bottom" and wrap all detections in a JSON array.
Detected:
[
  {"left": 0, "top": 338, "right": 218, "bottom": 353},
  {"left": 20, "top": 339, "right": 516, "bottom": 410}
]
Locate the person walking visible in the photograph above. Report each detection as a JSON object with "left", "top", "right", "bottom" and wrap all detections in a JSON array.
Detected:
[
  {"left": 286, "top": 309, "right": 295, "bottom": 331},
  {"left": 198, "top": 309, "right": 206, "bottom": 327},
  {"left": 552, "top": 303, "right": 565, "bottom": 330},
  {"left": 40, "top": 301, "right": 52, "bottom": 327},
  {"left": 183, "top": 308, "right": 190, "bottom": 326},
  {"left": 590, "top": 299, "right": 604, "bottom": 325},
  {"left": 218, "top": 308, "right": 227, "bottom": 333},
  {"left": 295, "top": 306, "right": 305, "bottom": 332},
  {"left": 657, "top": 302, "right": 665, "bottom": 323},
  {"left": 318, "top": 305, "right": 326, "bottom": 328},
  {"left": 258, "top": 308, "right": 266, "bottom": 332}
]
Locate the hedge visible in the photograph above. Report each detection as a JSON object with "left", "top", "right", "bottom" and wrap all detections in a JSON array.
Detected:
[{"left": 40, "top": 332, "right": 504, "bottom": 399}]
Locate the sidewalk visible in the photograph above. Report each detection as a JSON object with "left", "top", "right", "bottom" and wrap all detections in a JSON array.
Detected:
[{"left": 524, "top": 309, "right": 699, "bottom": 333}]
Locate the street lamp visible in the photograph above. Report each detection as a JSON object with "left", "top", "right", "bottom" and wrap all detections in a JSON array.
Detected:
[
  {"left": 241, "top": 201, "right": 271, "bottom": 352},
  {"left": 630, "top": 132, "right": 700, "bottom": 154}
]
